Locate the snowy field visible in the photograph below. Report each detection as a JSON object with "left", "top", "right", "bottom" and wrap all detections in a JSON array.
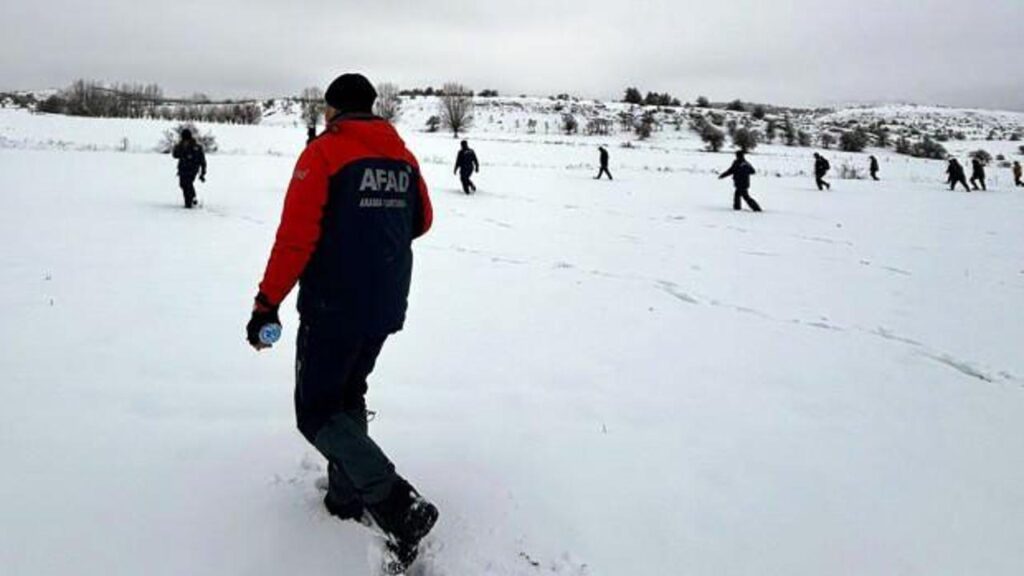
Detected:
[{"left": 2, "top": 108, "right": 1023, "bottom": 576}]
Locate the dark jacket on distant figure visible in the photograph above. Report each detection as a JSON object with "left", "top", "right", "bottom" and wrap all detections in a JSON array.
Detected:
[
  {"left": 599, "top": 147, "right": 609, "bottom": 167},
  {"left": 870, "top": 156, "right": 879, "bottom": 173},
  {"left": 815, "top": 156, "right": 831, "bottom": 177},
  {"left": 720, "top": 158, "right": 756, "bottom": 189},
  {"left": 455, "top": 148, "right": 479, "bottom": 175},
  {"left": 971, "top": 159, "right": 986, "bottom": 179},
  {"left": 947, "top": 160, "right": 966, "bottom": 182},
  {"left": 172, "top": 140, "right": 207, "bottom": 178}
]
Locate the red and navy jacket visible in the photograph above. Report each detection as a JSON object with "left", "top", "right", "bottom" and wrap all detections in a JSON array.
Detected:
[{"left": 257, "top": 114, "right": 433, "bottom": 335}]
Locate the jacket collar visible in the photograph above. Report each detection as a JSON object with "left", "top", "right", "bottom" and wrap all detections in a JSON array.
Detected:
[{"left": 327, "top": 111, "right": 382, "bottom": 129}]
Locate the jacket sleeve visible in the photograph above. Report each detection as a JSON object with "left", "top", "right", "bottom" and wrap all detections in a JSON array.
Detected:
[
  {"left": 257, "top": 146, "right": 330, "bottom": 307},
  {"left": 412, "top": 159, "right": 433, "bottom": 238},
  {"left": 472, "top": 152, "right": 480, "bottom": 172},
  {"left": 199, "top": 147, "right": 207, "bottom": 174}
]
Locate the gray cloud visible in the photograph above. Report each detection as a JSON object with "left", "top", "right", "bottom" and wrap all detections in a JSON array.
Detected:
[{"left": 1, "top": 0, "right": 1021, "bottom": 110}]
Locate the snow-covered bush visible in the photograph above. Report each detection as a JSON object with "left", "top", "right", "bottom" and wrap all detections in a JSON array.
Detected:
[
  {"left": 838, "top": 161, "right": 864, "bottom": 180},
  {"left": 158, "top": 123, "right": 218, "bottom": 154},
  {"left": 732, "top": 127, "right": 760, "bottom": 152},
  {"left": 635, "top": 112, "right": 656, "bottom": 140},
  {"left": 299, "top": 86, "right": 323, "bottom": 130},
  {"left": 871, "top": 126, "right": 890, "bottom": 148},
  {"left": 374, "top": 82, "right": 402, "bottom": 123},
  {"left": 691, "top": 116, "right": 725, "bottom": 152},
  {"left": 586, "top": 118, "right": 610, "bottom": 136},
  {"left": 970, "top": 149, "right": 992, "bottom": 164},
  {"left": 439, "top": 83, "right": 474, "bottom": 138},
  {"left": 896, "top": 136, "right": 947, "bottom": 160},
  {"left": 561, "top": 113, "right": 579, "bottom": 135},
  {"left": 839, "top": 128, "right": 870, "bottom": 152},
  {"left": 622, "top": 87, "right": 643, "bottom": 105}
]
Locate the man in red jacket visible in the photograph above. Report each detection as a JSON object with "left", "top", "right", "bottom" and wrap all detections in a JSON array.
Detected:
[{"left": 246, "top": 73, "right": 436, "bottom": 573}]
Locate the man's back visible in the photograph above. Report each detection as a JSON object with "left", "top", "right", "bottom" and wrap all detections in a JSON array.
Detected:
[
  {"left": 260, "top": 115, "right": 432, "bottom": 335},
  {"left": 816, "top": 157, "right": 830, "bottom": 174},
  {"left": 173, "top": 141, "right": 205, "bottom": 175},
  {"left": 457, "top": 148, "right": 478, "bottom": 172},
  {"left": 730, "top": 160, "right": 754, "bottom": 187}
]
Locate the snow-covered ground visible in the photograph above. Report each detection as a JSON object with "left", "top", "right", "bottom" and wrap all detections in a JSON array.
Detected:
[{"left": 1, "top": 107, "right": 1023, "bottom": 576}]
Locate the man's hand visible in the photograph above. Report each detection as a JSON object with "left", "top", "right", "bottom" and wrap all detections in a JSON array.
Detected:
[
  {"left": 246, "top": 294, "right": 280, "bottom": 351},
  {"left": 199, "top": 174, "right": 206, "bottom": 183}
]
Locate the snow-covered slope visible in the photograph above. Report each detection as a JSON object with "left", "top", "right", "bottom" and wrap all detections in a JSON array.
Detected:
[{"left": 1, "top": 108, "right": 1023, "bottom": 576}]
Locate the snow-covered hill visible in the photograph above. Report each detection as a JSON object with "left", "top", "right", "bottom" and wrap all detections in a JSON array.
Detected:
[
  {"left": 7, "top": 91, "right": 1024, "bottom": 160},
  {"left": 1, "top": 104, "right": 1023, "bottom": 576}
]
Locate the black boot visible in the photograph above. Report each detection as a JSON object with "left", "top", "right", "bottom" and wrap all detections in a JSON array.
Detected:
[
  {"left": 324, "top": 491, "right": 365, "bottom": 523},
  {"left": 367, "top": 479, "right": 439, "bottom": 574}
]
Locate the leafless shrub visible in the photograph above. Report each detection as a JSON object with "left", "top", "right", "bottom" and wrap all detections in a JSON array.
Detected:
[
  {"left": 374, "top": 82, "right": 402, "bottom": 122},
  {"left": 439, "top": 83, "right": 474, "bottom": 138},
  {"left": 300, "top": 87, "right": 323, "bottom": 130}
]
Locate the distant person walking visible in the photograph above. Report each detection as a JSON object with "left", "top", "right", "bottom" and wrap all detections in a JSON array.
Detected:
[
  {"left": 869, "top": 155, "right": 880, "bottom": 181},
  {"left": 970, "top": 157, "right": 987, "bottom": 191},
  {"left": 1013, "top": 161, "right": 1023, "bottom": 187},
  {"left": 719, "top": 151, "right": 762, "bottom": 212},
  {"left": 454, "top": 140, "right": 479, "bottom": 194},
  {"left": 595, "top": 146, "right": 613, "bottom": 180},
  {"left": 813, "top": 153, "right": 831, "bottom": 190},
  {"left": 947, "top": 159, "right": 971, "bottom": 192},
  {"left": 306, "top": 126, "right": 317, "bottom": 145},
  {"left": 172, "top": 128, "right": 207, "bottom": 209}
]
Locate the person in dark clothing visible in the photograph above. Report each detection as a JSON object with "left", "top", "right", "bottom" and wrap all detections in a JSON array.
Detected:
[
  {"left": 719, "top": 151, "right": 762, "bottom": 212},
  {"left": 171, "top": 129, "right": 206, "bottom": 208},
  {"left": 454, "top": 140, "right": 479, "bottom": 194},
  {"left": 813, "top": 153, "right": 831, "bottom": 190},
  {"left": 947, "top": 159, "right": 971, "bottom": 192},
  {"left": 306, "top": 126, "right": 317, "bottom": 145},
  {"left": 1013, "top": 161, "right": 1023, "bottom": 187},
  {"left": 595, "top": 146, "right": 613, "bottom": 180},
  {"left": 970, "top": 157, "right": 987, "bottom": 191},
  {"left": 869, "top": 155, "right": 880, "bottom": 181},
  {"left": 247, "top": 73, "right": 437, "bottom": 574}
]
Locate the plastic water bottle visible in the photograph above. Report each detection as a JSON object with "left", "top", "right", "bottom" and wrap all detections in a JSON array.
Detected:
[{"left": 259, "top": 323, "right": 282, "bottom": 346}]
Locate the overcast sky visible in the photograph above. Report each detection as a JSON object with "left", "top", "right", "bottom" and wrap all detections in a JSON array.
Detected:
[{"left": 2, "top": 0, "right": 1022, "bottom": 110}]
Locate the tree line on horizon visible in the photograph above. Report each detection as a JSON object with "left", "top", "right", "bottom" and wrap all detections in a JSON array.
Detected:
[{"left": 17, "top": 79, "right": 1024, "bottom": 163}]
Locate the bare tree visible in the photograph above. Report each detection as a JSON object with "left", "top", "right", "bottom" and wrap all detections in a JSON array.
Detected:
[
  {"left": 300, "top": 86, "right": 323, "bottom": 130},
  {"left": 374, "top": 82, "right": 402, "bottom": 122},
  {"left": 439, "top": 83, "right": 474, "bottom": 138}
]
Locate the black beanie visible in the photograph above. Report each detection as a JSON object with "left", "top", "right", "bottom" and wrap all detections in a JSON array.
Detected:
[{"left": 324, "top": 73, "right": 377, "bottom": 113}]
